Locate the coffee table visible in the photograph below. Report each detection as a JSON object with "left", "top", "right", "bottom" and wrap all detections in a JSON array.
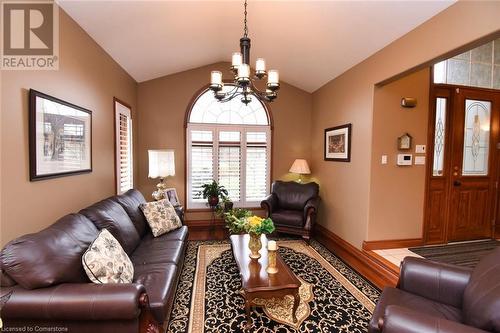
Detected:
[{"left": 230, "top": 234, "right": 300, "bottom": 329}]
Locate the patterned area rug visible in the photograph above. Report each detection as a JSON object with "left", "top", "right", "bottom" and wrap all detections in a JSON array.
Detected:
[
  {"left": 167, "top": 239, "right": 380, "bottom": 333},
  {"left": 409, "top": 240, "right": 500, "bottom": 268}
]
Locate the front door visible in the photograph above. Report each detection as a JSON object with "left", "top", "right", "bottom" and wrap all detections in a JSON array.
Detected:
[{"left": 425, "top": 86, "right": 500, "bottom": 243}]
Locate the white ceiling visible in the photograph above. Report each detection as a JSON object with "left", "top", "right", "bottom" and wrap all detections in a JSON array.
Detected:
[{"left": 59, "top": 0, "right": 454, "bottom": 92}]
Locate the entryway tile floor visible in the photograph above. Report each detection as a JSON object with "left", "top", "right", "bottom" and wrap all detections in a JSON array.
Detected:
[{"left": 373, "top": 248, "right": 423, "bottom": 268}]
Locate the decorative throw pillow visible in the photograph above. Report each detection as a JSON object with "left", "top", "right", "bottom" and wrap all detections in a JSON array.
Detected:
[
  {"left": 139, "top": 199, "right": 182, "bottom": 237},
  {"left": 82, "top": 229, "right": 134, "bottom": 284}
]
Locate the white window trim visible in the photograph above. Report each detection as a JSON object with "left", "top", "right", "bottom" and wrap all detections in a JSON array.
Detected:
[
  {"left": 115, "top": 100, "right": 133, "bottom": 194},
  {"left": 187, "top": 123, "right": 271, "bottom": 209}
]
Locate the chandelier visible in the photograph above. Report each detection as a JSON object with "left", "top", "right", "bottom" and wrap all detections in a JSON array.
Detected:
[{"left": 209, "top": 0, "right": 280, "bottom": 105}]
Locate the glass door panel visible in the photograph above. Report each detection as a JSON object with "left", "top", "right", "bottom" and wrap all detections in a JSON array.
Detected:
[
  {"left": 433, "top": 98, "right": 447, "bottom": 176},
  {"left": 462, "top": 99, "right": 491, "bottom": 176}
]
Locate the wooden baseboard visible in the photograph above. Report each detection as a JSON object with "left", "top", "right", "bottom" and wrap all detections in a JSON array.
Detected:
[
  {"left": 362, "top": 238, "right": 424, "bottom": 251},
  {"left": 314, "top": 224, "right": 398, "bottom": 289}
]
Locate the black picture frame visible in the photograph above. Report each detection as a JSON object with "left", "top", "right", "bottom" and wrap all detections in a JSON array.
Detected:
[
  {"left": 324, "top": 123, "right": 352, "bottom": 162},
  {"left": 29, "top": 89, "right": 92, "bottom": 181}
]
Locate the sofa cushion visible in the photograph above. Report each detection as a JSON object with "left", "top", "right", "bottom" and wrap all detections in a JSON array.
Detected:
[
  {"left": 369, "top": 287, "right": 463, "bottom": 333},
  {"left": 272, "top": 209, "right": 305, "bottom": 228},
  {"left": 273, "top": 181, "right": 319, "bottom": 211},
  {"left": 80, "top": 198, "right": 141, "bottom": 254},
  {"left": 82, "top": 229, "right": 134, "bottom": 284},
  {"left": 139, "top": 199, "right": 182, "bottom": 237},
  {"left": 463, "top": 247, "right": 500, "bottom": 332},
  {"left": 131, "top": 240, "right": 185, "bottom": 266},
  {"left": 111, "top": 189, "right": 149, "bottom": 237},
  {"left": 133, "top": 263, "right": 178, "bottom": 323},
  {"left": 0, "top": 214, "right": 99, "bottom": 289}
]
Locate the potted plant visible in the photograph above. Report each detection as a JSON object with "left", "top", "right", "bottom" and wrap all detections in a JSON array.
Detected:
[{"left": 199, "top": 180, "right": 228, "bottom": 207}]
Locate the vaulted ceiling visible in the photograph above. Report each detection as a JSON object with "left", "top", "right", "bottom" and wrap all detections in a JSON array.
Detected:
[{"left": 59, "top": 0, "right": 454, "bottom": 92}]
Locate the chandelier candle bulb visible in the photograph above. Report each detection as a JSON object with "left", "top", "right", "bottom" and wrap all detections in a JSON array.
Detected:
[
  {"left": 210, "top": 71, "right": 223, "bottom": 88},
  {"left": 268, "top": 70, "right": 279, "bottom": 84},
  {"left": 256, "top": 58, "right": 266, "bottom": 72},
  {"left": 232, "top": 52, "right": 243, "bottom": 67},
  {"left": 238, "top": 64, "right": 250, "bottom": 78}
]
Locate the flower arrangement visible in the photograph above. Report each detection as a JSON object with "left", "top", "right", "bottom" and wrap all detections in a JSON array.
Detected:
[{"left": 223, "top": 208, "right": 275, "bottom": 235}]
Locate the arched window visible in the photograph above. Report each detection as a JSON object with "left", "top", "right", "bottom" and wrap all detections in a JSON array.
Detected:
[{"left": 186, "top": 85, "right": 272, "bottom": 209}]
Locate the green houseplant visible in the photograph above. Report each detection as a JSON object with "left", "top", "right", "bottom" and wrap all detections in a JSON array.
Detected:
[{"left": 199, "top": 180, "right": 228, "bottom": 207}]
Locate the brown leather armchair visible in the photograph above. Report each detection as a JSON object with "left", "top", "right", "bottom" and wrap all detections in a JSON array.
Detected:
[
  {"left": 261, "top": 181, "right": 320, "bottom": 242},
  {"left": 369, "top": 247, "right": 500, "bottom": 333}
]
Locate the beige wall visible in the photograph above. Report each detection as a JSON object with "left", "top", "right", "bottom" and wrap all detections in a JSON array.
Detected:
[
  {"left": 137, "top": 62, "right": 312, "bottom": 220},
  {"left": 311, "top": 1, "right": 500, "bottom": 248},
  {"left": 368, "top": 68, "right": 430, "bottom": 241},
  {"left": 0, "top": 11, "right": 137, "bottom": 246}
]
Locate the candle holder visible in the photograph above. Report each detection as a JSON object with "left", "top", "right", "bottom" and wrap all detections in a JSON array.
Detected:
[{"left": 266, "top": 249, "right": 278, "bottom": 274}]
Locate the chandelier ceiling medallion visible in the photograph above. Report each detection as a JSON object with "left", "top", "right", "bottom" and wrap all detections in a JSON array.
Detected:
[{"left": 209, "top": 0, "right": 280, "bottom": 105}]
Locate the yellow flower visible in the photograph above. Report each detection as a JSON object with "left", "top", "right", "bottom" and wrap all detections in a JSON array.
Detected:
[{"left": 247, "top": 216, "right": 263, "bottom": 227}]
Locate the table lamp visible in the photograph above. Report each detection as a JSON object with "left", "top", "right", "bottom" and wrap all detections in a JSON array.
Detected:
[
  {"left": 148, "top": 149, "right": 175, "bottom": 200},
  {"left": 289, "top": 159, "right": 311, "bottom": 183}
]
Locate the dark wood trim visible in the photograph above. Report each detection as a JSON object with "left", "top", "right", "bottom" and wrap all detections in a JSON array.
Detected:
[
  {"left": 29, "top": 89, "right": 92, "bottom": 181},
  {"left": 315, "top": 224, "right": 398, "bottom": 289},
  {"left": 113, "top": 97, "right": 132, "bottom": 195},
  {"left": 364, "top": 250, "right": 400, "bottom": 276},
  {"left": 324, "top": 123, "right": 352, "bottom": 162},
  {"left": 183, "top": 82, "right": 275, "bottom": 210},
  {"left": 362, "top": 238, "right": 424, "bottom": 251}
]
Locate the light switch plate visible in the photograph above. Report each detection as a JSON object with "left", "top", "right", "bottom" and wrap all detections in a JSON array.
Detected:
[
  {"left": 416, "top": 145, "right": 426, "bottom": 154},
  {"left": 415, "top": 156, "right": 426, "bottom": 165},
  {"left": 381, "top": 155, "right": 388, "bottom": 165}
]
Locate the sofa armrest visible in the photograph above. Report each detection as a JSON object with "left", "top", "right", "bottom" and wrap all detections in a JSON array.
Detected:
[
  {"left": 398, "top": 257, "right": 472, "bottom": 308},
  {"left": 381, "top": 305, "right": 489, "bottom": 333},
  {"left": 261, "top": 194, "right": 278, "bottom": 217},
  {"left": 1, "top": 283, "right": 147, "bottom": 321}
]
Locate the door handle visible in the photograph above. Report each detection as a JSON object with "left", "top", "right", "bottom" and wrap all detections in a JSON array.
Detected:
[{"left": 453, "top": 180, "right": 462, "bottom": 187}]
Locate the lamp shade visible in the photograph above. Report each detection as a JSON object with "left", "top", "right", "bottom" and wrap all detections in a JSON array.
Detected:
[
  {"left": 289, "top": 159, "right": 311, "bottom": 175},
  {"left": 148, "top": 149, "right": 175, "bottom": 178}
]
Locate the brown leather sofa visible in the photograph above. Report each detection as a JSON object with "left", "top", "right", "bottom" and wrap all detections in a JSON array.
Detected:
[
  {"left": 261, "top": 181, "right": 320, "bottom": 242},
  {"left": 370, "top": 247, "right": 500, "bottom": 333},
  {"left": 0, "top": 189, "right": 187, "bottom": 333}
]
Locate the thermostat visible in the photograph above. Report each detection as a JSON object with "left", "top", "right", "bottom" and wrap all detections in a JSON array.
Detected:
[{"left": 397, "top": 154, "right": 413, "bottom": 166}]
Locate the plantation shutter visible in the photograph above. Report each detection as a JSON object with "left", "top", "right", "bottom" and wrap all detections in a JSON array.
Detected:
[
  {"left": 245, "top": 131, "right": 269, "bottom": 202},
  {"left": 218, "top": 131, "right": 241, "bottom": 202},
  {"left": 190, "top": 130, "right": 214, "bottom": 202},
  {"left": 115, "top": 100, "right": 133, "bottom": 194}
]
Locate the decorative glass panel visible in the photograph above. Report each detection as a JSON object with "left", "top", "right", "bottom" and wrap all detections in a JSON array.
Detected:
[
  {"left": 433, "top": 98, "right": 446, "bottom": 176},
  {"left": 433, "top": 40, "right": 499, "bottom": 89},
  {"left": 189, "top": 85, "right": 269, "bottom": 125},
  {"left": 462, "top": 99, "right": 491, "bottom": 176}
]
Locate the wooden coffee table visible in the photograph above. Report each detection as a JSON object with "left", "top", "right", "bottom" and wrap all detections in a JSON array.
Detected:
[{"left": 230, "top": 234, "right": 300, "bottom": 329}]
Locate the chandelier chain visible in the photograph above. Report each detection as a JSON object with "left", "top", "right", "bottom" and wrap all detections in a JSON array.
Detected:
[{"left": 243, "top": 0, "right": 248, "bottom": 37}]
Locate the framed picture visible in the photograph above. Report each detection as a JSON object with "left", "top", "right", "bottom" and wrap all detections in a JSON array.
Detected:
[
  {"left": 164, "top": 188, "right": 180, "bottom": 207},
  {"left": 29, "top": 89, "right": 92, "bottom": 181},
  {"left": 324, "top": 123, "right": 352, "bottom": 162}
]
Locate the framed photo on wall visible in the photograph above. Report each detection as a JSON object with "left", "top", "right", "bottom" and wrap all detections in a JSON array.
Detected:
[
  {"left": 29, "top": 89, "right": 92, "bottom": 181},
  {"left": 324, "top": 123, "right": 352, "bottom": 162}
]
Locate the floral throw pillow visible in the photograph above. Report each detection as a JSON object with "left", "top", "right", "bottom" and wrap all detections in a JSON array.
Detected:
[
  {"left": 139, "top": 199, "right": 182, "bottom": 237},
  {"left": 82, "top": 229, "right": 134, "bottom": 284}
]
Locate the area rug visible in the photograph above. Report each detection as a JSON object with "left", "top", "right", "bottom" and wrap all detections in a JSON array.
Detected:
[
  {"left": 167, "top": 239, "right": 380, "bottom": 333},
  {"left": 409, "top": 240, "right": 500, "bottom": 268}
]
